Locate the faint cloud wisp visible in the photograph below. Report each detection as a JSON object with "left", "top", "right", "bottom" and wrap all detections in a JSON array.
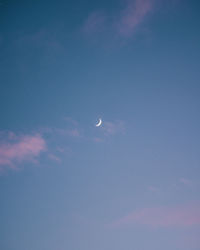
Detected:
[
  {"left": 148, "top": 185, "right": 159, "bottom": 192},
  {"left": 0, "top": 132, "right": 46, "bottom": 170},
  {"left": 179, "top": 177, "right": 193, "bottom": 186},
  {"left": 102, "top": 120, "right": 125, "bottom": 136},
  {"left": 117, "top": 0, "right": 155, "bottom": 37},
  {"left": 82, "top": 0, "right": 156, "bottom": 40},
  {"left": 111, "top": 202, "right": 200, "bottom": 228},
  {"left": 82, "top": 10, "right": 107, "bottom": 34},
  {"left": 56, "top": 128, "right": 81, "bottom": 138}
]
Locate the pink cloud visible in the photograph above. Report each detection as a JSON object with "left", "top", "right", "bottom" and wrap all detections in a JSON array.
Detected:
[
  {"left": 0, "top": 133, "right": 46, "bottom": 169},
  {"left": 117, "top": 0, "right": 155, "bottom": 36},
  {"left": 112, "top": 203, "right": 200, "bottom": 228}
]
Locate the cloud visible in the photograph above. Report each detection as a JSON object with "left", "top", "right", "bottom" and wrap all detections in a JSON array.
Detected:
[
  {"left": 179, "top": 178, "right": 193, "bottom": 186},
  {"left": 148, "top": 185, "right": 159, "bottom": 192},
  {"left": 48, "top": 153, "right": 61, "bottom": 163},
  {"left": 82, "top": 11, "right": 107, "bottom": 34},
  {"left": 64, "top": 116, "right": 78, "bottom": 126},
  {"left": 56, "top": 128, "right": 80, "bottom": 137},
  {"left": 117, "top": 0, "right": 155, "bottom": 36},
  {"left": 43, "top": 118, "right": 81, "bottom": 138},
  {"left": 102, "top": 120, "right": 125, "bottom": 136},
  {"left": 0, "top": 132, "right": 46, "bottom": 169},
  {"left": 66, "top": 129, "right": 80, "bottom": 137},
  {"left": 82, "top": 0, "right": 155, "bottom": 39},
  {"left": 111, "top": 203, "right": 200, "bottom": 228},
  {"left": 93, "top": 137, "right": 104, "bottom": 143},
  {"left": 92, "top": 120, "right": 125, "bottom": 143}
]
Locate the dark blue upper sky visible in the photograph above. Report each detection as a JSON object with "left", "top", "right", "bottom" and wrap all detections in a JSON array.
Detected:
[{"left": 0, "top": 1, "right": 200, "bottom": 250}]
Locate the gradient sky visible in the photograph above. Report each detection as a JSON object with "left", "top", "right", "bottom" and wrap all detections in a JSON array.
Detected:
[{"left": 1, "top": 0, "right": 200, "bottom": 249}]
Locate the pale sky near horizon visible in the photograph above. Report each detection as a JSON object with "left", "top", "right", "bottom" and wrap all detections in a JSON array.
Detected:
[{"left": 0, "top": 0, "right": 200, "bottom": 249}]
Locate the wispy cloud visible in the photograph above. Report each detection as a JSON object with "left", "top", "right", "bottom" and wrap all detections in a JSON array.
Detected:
[
  {"left": 117, "top": 0, "right": 155, "bottom": 37},
  {"left": 40, "top": 116, "right": 81, "bottom": 138},
  {"left": 179, "top": 178, "right": 193, "bottom": 186},
  {"left": 92, "top": 120, "right": 125, "bottom": 143},
  {"left": 52, "top": 117, "right": 81, "bottom": 138},
  {"left": 111, "top": 202, "right": 200, "bottom": 228},
  {"left": 82, "top": 0, "right": 156, "bottom": 39},
  {"left": 0, "top": 116, "right": 124, "bottom": 172},
  {"left": 93, "top": 137, "right": 104, "bottom": 143},
  {"left": 82, "top": 11, "right": 107, "bottom": 34},
  {"left": 0, "top": 132, "right": 46, "bottom": 170},
  {"left": 56, "top": 128, "right": 81, "bottom": 137},
  {"left": 64, "top": 116, "right": 78, "bottom": 126},
  {"left": 48, "top": 153, "right": 61, "bottom": 163},
  {"left": 148, "top": 185, "right": 159, "bottom": 192},
  {"left": 102, "top": 120, "right": 125, "bottom": 136}
]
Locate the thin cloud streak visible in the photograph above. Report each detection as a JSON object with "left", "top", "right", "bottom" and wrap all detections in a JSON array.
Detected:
[
  {"left": 0, "top": 133, "right": 46, "bottom": 169},
  {"left": 111, "top": 203, "right": 200, "bottom": 228},
  {"left": 117, "top": 0, "right": 155, "bottom": 36},
  {"left": 102, "top": 120, "right": 125, "bottom": 136},
  {"left": 82, "top": 0, "right": 156, "bottom": 38}
]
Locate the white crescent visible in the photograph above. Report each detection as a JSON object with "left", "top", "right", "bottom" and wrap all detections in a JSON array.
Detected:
[{"left": 96, "top": 118, "right": 102, "bottom": 127}]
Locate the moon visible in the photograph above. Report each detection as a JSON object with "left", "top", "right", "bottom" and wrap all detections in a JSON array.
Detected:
[{"left": 96, "top": 118, "right": 102, "bottom": 127}]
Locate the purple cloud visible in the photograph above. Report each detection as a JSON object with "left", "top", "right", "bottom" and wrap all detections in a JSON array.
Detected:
[
  {"left": 111, "top": 202, "right": 200, "bottom": 228},
  {"left": 82, "top": 0, "right": 156, "bottom": 39},
  {"left": 117, "top": 0, "right": 155, "bottom": 36},
  {"left": 0, "top": 132, "right": 46, "bottom": 170}
]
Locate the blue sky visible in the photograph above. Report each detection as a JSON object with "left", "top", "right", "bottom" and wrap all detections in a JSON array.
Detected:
[{"left": 0, "top": 0, "right": 200, "bottom": 249}]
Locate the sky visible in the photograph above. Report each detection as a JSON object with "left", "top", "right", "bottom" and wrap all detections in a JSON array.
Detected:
[{"left": 0, "top": 0, "right": 200, "bottom": 249}]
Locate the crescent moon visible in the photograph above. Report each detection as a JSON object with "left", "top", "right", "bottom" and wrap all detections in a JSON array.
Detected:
[{"left": 96, "top": 118, "right": 102, "bottom": 127}]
